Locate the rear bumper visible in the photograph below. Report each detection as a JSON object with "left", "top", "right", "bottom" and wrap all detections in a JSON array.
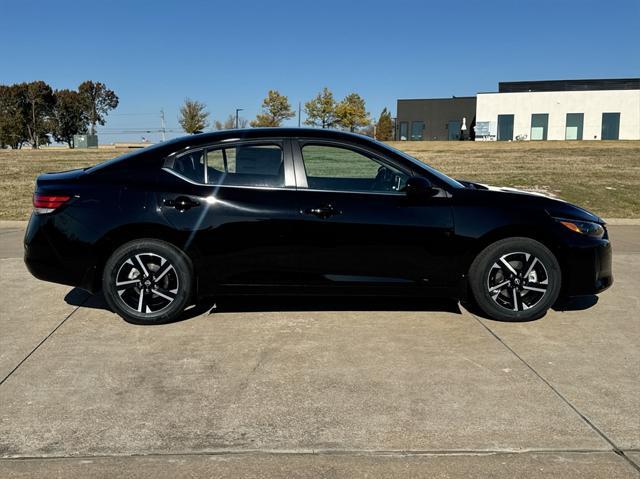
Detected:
[
  {"left": 24, "top": 213, "right": 96, "bottom": 291},
  {"left": 560, "top": 237, "right": 613, "bottom": 297}
]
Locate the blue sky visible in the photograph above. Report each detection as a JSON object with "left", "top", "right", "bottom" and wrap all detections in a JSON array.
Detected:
[{"left": 1, "top": 0, "right": 638, "bottom": 143}]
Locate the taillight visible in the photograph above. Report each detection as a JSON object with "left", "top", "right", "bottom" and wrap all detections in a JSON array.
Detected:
[{"left": 33, "top": 194, "right": 71, "bottom": 214}]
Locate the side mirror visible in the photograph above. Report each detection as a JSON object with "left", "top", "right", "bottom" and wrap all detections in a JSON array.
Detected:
[{"left": 405, "top": 176, "right": 434, "bottom": 199}]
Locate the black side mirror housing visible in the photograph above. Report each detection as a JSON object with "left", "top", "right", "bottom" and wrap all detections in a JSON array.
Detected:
[{"left": 405, "top": 176, "right": 434, "bottom": 199}]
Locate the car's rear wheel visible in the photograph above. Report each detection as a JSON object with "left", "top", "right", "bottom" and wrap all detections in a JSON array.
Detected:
[
  {"left": 102, "top": 239, "right": 193, "bottom": 325},
  {"left": 468, "top": 237, "right": 561, "bottom": 321}
]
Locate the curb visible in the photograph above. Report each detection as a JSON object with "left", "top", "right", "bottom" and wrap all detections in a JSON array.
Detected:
[
  {"left": 0, "top": 220, "right": 28, "bottom": 228},
  {"left": 603, "top": 218, "right": 640, "bottom": 225}
]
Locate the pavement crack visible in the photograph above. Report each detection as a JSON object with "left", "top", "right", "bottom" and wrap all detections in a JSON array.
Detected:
[
  {"left": 471, "top": 314, "right": 640, "bottom": 474},
  {"left": 0, "top": 302, "right": 85, "bottom": 387}
]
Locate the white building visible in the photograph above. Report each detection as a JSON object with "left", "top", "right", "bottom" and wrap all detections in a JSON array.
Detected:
[{"left": 475, "top": 79, "right": 640, "bottom": 141}]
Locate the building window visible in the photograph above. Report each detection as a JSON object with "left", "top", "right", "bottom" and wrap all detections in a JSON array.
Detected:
[
  {"left": 410, "top": 121, "right": 425, "bottom": 140},
  {"left": 448, "top": 120, "right": 461, "bottom": 140},
  {"left": 399, "top": 121, "right": 409, "bottom": 141},
  {"left": 497, "top": 114, "right": 514, "bottom": 141},
  {"left": 530, "top": 114, "right": 549, "bottom": 140},
  {"left": 601, "top": 113, "right": 620, "bottom": 140},
  {"left": 565, "top": 113, "right": 584, "bottom": 140}
]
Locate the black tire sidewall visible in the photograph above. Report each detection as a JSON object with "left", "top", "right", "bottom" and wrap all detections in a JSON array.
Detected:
[
  {"left": 102, "top": 239, "right": 192, "bottom": 325},
  {"left": 469, "top": 237, "right": 561, "bottom": 322}
]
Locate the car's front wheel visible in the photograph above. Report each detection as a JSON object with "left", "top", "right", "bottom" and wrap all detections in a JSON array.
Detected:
[
  {"left": 468, "top": 237, "right": 561, "bottom": 321},
  {"left": 102, "top": 239, "right": 193, "bottom": 325}
]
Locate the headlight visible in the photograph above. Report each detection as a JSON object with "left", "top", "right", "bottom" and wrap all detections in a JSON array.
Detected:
[{"left": 556, "top": 218, "right": 605, "bottom": 238}]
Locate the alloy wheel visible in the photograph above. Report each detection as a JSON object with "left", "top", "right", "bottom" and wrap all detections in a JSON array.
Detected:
[
  {"left": 486, "top": 251, "right": 549, "bottom": 312},
  {"left": 115, "top": 252, "right": 179, "bottom": 314}
]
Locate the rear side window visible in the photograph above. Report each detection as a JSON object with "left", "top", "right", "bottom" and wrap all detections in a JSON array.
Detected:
[
  {"left": 172, "top": 150, "right": 205, "bottom": 183},
  {"left": 206, "top": 144, "right": 284, "bottom": 187}
]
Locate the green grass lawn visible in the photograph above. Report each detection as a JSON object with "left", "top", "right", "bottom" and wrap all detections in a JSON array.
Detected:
[{"left": 1, "top": 140, "right": 638, "bottom": 220}]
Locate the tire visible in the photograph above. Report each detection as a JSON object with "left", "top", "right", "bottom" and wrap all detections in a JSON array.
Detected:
[
  {"left": 102, "top": 239, "right": 193, "bottom": 325},
  {"left": 468, "top": 237, "right": 561, "bottom": 322}
]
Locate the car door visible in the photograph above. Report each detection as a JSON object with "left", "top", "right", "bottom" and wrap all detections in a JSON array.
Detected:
[
  {"left": 291, "top": 139, "right": 456, "bottom": 292},
  {"left": 157, "top": 138, "right": 302, "bottom": 291}
]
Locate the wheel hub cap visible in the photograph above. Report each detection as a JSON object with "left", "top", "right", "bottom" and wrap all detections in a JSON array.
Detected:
[
  {"left": 487, "top": 252, "right": 549, "bottom": 312},
  {"left": 115, "top": 252, "right": 179, "bottom": 314}
]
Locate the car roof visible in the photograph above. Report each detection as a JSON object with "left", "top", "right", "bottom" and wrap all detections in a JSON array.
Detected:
[{"left": 162, "top": 128, "right": 378, "bottom": 151}]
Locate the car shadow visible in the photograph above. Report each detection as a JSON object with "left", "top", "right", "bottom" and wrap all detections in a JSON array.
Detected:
[
  {"left": 64, "top": 287, "right": 462, "bottom": 324},
  {"left": 552, "top": 295, "right": 599, "bottom": 312},
  {"left": 460, "top": 295, "right": 600, "bottom": 323}
]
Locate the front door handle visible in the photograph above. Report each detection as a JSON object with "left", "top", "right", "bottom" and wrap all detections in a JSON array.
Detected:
[
  {"left": 164, "top": 196, "right": 200, "bottom": 212},
  {"left": 303, "top": 204, "right": 342, "bottom": 219}
]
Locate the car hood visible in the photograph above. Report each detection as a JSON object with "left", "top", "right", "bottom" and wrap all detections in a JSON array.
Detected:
[{"left": 458, "top": 180, "right": 605, "bottom": 224}]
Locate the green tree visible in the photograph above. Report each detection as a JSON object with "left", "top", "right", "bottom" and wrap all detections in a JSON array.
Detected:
[
  {"left": 375, "top": 107, "right": 394, "bottom": 141},
  {"left": 24, "top": 81, "right": 55, "bottom": 148},
  {"left": 78, "top": 81, "right": 119, "bottom": 135},
  {"left": 304, "top": 87, "right": 337, "bottom": 128},
  {"left": 335, "top": 93, "right": 370, "bottom": 132},
  {"left": 179, "top": 98, "right": 209, "bottom": 133},
  {"left": 0, "top": 84, "right": 29, "bottom": 149},
  {"left": 51, "top": 89, "right": 86, "bottom": 148},
  {"left": 250, "top": 90, "right": 295, "bottom": 127}
]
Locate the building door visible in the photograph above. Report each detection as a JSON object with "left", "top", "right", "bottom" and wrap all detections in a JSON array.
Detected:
[
  {"left": 399, "top": 121, "right": 409, "bottom": 140},
  {"left": 565, "top": 113, "right": 584, "bottom": 140},
  {"left": 601, "top": 113, "right": 620, "bottom": 140},
  {"left": 497, "top": 115, "right": 514, "bottom": 141},
  {"left": 448, "top": 120, "right": 461, "bottom": 140},
  {"left": 410, "top": 121, "right": 425, "bottom": 140},
  {"left": 530, "top": 114, "right": 549, "bottom": 140}
]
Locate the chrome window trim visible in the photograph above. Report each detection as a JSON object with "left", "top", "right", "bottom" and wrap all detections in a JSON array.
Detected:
[
  {"left": 161, "top": 167, "right": 295, "bottom": 191},
  {"left": 162, "top": 167, "right": 434, "bottom": 197}
]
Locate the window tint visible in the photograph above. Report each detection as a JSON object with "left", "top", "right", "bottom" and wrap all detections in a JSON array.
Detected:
[
  {"left": 206, "top": 144, "right": 284, "bottom": 187},
  {"left": 172, "top": 150, "right": 205, "bottom": 183},
  {"left": 301, "top": 144, "right": 408, "bottom": 193}
]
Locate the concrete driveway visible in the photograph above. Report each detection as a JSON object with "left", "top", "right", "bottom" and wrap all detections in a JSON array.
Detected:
[{"left": 1, "top": 222, "right": 638, "bottom": 478}]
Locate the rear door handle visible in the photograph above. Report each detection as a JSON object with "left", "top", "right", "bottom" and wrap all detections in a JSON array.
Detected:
[
  {"left": 164, "top": 196, "right": 200, "bottom": 211},
  {"left": 303, "top": 204, "right": 342, "bottom": 219}
]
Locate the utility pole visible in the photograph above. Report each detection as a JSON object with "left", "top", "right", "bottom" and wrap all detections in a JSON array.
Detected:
[
  {"left": 160, "top": 109, "right": 166, "bottom": 142},
  {"left": 298, "top": 102, "right": 301, "bottom": 127},
  {"left": 235, "top": 108, "right": 243, "bottom": 129}
]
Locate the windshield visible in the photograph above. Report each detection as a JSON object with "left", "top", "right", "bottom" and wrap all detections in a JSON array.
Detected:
[{"left": 375, "top": 140, "right": 465, "bottom": 189}]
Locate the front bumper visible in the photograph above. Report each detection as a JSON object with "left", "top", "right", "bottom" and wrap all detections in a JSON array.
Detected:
[{"left": 559, "top": 235, "right": 613, "bottom": 297}]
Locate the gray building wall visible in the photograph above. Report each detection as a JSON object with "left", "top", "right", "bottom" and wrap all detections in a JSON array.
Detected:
[{"left": 396, "top": 97, "right": 477, "bottom": 140}]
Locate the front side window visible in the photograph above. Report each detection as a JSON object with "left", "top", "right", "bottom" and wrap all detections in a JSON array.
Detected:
[
  {"left": 206, "top": 143, "right": 285, "bottom": 187},
  {"left": 301, "top": 144, "right": 408, "bottom": 193}
]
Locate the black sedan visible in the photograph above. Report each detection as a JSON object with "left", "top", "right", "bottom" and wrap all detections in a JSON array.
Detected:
[{"left": 24, "top": 128, "right": 612, "bottom": 324}]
